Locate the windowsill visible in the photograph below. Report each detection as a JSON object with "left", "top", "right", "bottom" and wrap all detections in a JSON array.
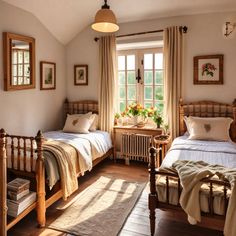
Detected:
[{"left": 114, "top": 124, "right": 161, "bottom": 130}]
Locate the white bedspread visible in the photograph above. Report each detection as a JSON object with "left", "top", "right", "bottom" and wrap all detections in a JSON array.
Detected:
[
  {"left": 43, "top": 130, "right": 112, "bottom": 188},
  {"left": 161, "top": 135, "right": 236, "bottom": 169},
  {"left": 159, "top": 136, "right": 236, "bottom": 236}
]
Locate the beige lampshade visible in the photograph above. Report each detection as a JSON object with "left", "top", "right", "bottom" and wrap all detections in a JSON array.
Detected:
[{"left": 92, "top": 8, "right": 119, "bottom": 33}]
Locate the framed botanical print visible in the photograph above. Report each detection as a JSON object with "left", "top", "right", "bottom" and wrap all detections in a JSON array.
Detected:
[
  {"left": 74, "top": 65, "right": 88, "bottom": 86},
  {"left": 40, "top": 61, "right": 56, "bottom": 90},
  {"left": 194, "top": 55, "right": 223, "bottom": 85}
]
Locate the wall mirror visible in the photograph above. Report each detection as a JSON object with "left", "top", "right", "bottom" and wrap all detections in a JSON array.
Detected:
[{"left": 3, "top": 32, "right": 35, "bottom": 91}]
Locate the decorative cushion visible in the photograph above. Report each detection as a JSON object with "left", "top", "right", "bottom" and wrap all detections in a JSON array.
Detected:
[
  {"left": 63, "top": 113, "right": 94, "bottom": 134},
  {"left": 68, "top": 112, "right": 92, "bottom": 119},
  {"left": 89, "top": 114, "right": 99, "bottom": 131},
  {"left": 187, "top": 116, "right": 233, "bottom": 141}
]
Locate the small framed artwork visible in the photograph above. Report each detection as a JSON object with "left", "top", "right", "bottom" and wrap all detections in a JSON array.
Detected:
[
  {"left": 194, "top": 54, "right": 223, "bottom": 85},
  {"left": 40, "top": 61, "right": 56, "bottom": 90},
  {"left": 74, "top": 65, "right": 88, "bottom": 86}
]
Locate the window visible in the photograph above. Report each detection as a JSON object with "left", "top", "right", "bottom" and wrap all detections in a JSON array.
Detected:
[{"left": 117, "top": 48, "right": 164, "bottom": 114}]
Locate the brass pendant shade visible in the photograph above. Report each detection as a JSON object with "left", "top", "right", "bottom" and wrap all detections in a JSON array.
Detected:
[{"left": 91, "top": 0, "right": 119, "bottom": 33}]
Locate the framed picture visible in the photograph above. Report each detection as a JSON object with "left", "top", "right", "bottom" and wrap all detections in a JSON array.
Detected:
[
  {"left": 194, "top": 55, "right": 223, "bottom": 84},
  {"left": 74, "top": 65, "right": 88, "bottom": 86},
  {"left": 40, "top": 61, "right": 56, "bottom": 90}
]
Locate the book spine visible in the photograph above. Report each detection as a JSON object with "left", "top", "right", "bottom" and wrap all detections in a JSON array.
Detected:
[
  {"left": 8, "top": 189, "right": 30, "bottom": 201},
  {"left": 7, "top": 184, "right": 30, "bottom": 194}
]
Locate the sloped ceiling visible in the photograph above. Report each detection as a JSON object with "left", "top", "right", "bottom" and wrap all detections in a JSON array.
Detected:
[{"left": 3, "top": 0, "right": 236, "bottom": 45}]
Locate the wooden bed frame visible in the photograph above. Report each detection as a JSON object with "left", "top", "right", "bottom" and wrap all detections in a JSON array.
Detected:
[
  {"left": 0, "top": 99, "right": 113, "bottom": 236},
  {"left": 148, "top": 99, "right": 236, "bottom": 236}
]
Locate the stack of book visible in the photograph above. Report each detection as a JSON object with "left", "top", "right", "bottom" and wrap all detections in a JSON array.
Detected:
[{"left": 7, "top": 178, "right": 36, "bottom": 218}]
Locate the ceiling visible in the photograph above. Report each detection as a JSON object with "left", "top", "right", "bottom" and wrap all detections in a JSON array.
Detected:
[{"left": 3, "top": 0, "right": 236, "bottom": 45}]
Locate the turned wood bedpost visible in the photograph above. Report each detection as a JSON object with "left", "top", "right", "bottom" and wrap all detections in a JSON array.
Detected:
[
  {"left": 35, "top": 130, "right": 46, "bottom": 227},
  {"left": 232, "top": 99, "right": 236, "bottom": 120},
  {"left": 149, "top": 147, "right": 157, "bottom": 236},
  {"left": 0, "top": 129, "right": 7, "bottom": 236},
  {"left": 64, "top": 98, "right": 69, "bottom": 124}
]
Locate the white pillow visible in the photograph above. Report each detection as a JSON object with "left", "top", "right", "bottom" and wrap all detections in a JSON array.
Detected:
[
  {"left": 184, "top": 116, "right": 191, "bottom": 134},
  {"left": 187, "top": 116, "right": 233, "bottom": 141},
  {"left": 63, "top": 114, "right": 93, "bottom": 134},
  {"left": 89, "top": 114, "right": 99, "bottom": 131}
]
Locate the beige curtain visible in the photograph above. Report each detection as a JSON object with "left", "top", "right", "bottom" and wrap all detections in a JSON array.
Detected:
[
  {"left": 164, "top": 26, "right": 184, "bottom": 139},
  {"left": 99, "top": 35, "right": 117, "bottom": 133}
]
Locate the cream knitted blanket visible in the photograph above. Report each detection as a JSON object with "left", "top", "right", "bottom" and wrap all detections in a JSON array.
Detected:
[
  {"left": 43, "top": 140, "right": 78, "bottom": 200},
  {"left": 161, "top": 160, "right": 236, "bottom": 236}
]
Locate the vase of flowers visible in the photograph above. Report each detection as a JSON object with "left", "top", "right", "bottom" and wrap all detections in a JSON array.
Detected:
[{"left": 127, "top": 103, "right": 143, "bottom": 125}]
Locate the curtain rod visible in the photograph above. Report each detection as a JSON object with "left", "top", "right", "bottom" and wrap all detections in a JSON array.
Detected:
[{"left": 94, "top": 26, "right": 188, "bottom": 42}]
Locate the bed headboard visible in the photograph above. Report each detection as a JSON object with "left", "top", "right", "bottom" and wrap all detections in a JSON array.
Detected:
[
  {"left": 179, "top": 98, "right": 236, "bottom": 142},
  {"left": 64, "top": 99, "right": 98, "bottom": 116}
]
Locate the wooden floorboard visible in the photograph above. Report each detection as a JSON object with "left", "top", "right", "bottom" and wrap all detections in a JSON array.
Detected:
[{"left": 7, "top": 159, "right": 223, "bottom": 236}]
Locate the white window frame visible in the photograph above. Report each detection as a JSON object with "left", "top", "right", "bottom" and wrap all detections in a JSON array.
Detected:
[{"left": 117, "top": 47, "right": 164, "bottom": 113}]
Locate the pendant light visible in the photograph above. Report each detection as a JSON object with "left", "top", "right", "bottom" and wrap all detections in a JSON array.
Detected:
[{"left": 91, "top": 0, "right": 119, "bottom": 33}]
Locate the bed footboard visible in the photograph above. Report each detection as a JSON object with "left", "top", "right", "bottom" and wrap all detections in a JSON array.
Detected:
[
  {"left": 148, "top": 147, "right": 230, "bottom": 235},
  {"left": 0, "top": 129, "right": 45, "bottom": 235}
]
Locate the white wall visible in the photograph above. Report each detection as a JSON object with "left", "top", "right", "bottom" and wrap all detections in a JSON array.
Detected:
[
  {"left": 66, "top": 11, "right": 236, "bottom": 104},
  {"left": 66, "top": 28, "right": 100, "bottom": 101},
  {"left": 0, "top": 1, "right": 66, "bottom": 136}
]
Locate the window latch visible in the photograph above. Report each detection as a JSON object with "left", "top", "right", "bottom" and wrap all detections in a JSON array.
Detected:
[{"left": 136, "top": 68, "right": 141, "bottom": 83}]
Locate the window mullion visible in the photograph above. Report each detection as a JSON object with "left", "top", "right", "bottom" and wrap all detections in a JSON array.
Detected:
[
  {"left": 153, "top": 53, "right": 155, "bottom": 107},
  {"left": 139, "top": 51, "right": 144, "bottom": 106},
  {"left": 136, "top": 50, "right": 139, "bottom": 104},
  {"left": 17, "top": 50, "right": 19, "bottom": 85},
  {"left": 22, "top": 50, "right": 25, "bottom": 81},
  {"left": 125, "top": 55, "right": 128, "bottom": 108}
]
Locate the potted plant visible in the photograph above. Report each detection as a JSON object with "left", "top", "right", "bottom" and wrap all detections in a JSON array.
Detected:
[
  {"left": 163, "top": 123, "right": 169, "bottom": 135},
  {"left": 152, "top": 110, "right": 163, "bottom": 128},
  {"left": 114, "top": 113, "right": 120, "bottom": 125},
  {"left": 120, "top": 108, "right": 130, "bottom": 125}
]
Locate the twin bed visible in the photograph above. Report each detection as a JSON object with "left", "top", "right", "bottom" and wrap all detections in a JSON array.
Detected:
[
  {"left": 0, "top": 100, "right": 113, "bottom": 235},
  {"left": 149, "top": 99, "right": 236, "bottom": 236}
]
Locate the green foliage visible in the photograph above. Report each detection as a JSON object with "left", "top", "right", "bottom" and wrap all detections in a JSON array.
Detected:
[
  {"left": 152, "top": 110, "right": 163, "bottom": 127},
  {"left": 115, "top": 113, "right": 120, "bottom": 119}
]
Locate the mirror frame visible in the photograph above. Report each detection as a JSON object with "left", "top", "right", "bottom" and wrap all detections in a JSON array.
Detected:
[{"left": 3, "top": 32, "right": 35, "bottom": 91}]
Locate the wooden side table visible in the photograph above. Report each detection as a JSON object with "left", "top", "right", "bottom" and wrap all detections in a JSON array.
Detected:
[
  {"left": 113, "top": 125, "right": 163, "bottom": 162},
  {"left": 154, "top": 134, "right": 171, "bottom": 167}
]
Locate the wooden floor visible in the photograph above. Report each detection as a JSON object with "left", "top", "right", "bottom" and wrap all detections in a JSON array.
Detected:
[{"left": 8, "top": 159, "right": 223, "bottom": 236}]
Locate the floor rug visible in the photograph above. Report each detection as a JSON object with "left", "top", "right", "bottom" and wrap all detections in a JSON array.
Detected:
[{"left": 48, "top": 176, "right": 146, "bottom": 236}]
